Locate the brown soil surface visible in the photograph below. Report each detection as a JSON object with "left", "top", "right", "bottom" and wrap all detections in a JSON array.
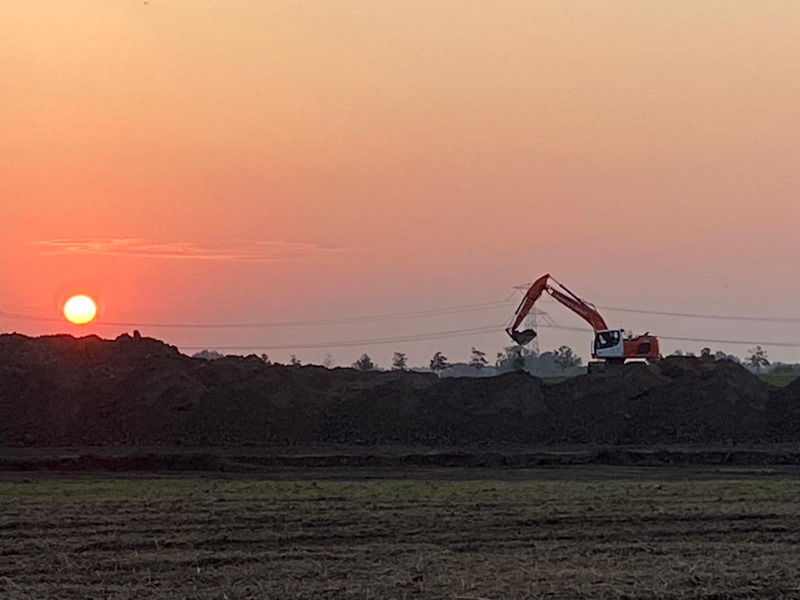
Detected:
[
  {"left": 3, "top": 478, "right": 800, "bottom": 599},
  {"left": 0, "top": 333, "right": 796, "bottom": 448}
]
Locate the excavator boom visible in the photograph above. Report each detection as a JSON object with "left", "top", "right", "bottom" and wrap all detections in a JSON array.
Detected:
[{"left": 547, "top": 287, "right": 608, "bottom": 331}]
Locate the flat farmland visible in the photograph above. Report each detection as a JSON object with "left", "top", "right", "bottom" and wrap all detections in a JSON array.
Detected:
[{"left": 2, "top": 476, "right": 800, "bottom": 599}]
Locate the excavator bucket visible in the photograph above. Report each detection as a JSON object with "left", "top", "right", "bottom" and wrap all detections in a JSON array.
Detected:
[{"left": 508, "top": 328, "right": 537, "bottom": 346}]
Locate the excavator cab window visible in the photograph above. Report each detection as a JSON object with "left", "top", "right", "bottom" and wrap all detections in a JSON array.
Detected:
[{"left": 595, "top": 330, "right": 621, "bottom": 349}]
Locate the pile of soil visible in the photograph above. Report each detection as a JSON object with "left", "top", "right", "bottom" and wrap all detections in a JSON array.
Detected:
[
  {"left": 765, "top": 376, "right": 800, "bottom": 439},
  {"left": 624, "top": 358, "right": 771, "bottom": 443},
  {"left": 320, "top": 372, "right": 548, "bottom": 445},
  {"left": 0, "top": 333, "right": 796, "bottom": 448}
]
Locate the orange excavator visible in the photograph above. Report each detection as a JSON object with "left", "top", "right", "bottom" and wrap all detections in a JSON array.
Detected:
[{"left": 507, "top": 274, "right": 660, "bottom": 370}]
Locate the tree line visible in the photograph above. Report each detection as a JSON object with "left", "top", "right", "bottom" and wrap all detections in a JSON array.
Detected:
[
  {"left": 671, "top": 346, "right": 772, "bottom": 372},
  {"left": 192, "top": 344, "right": 791, "bottom": 375},
  {"left": 315, "top": 345, "right": 584, "bottom": 374},
  {"left": 192, "top": 345, "right": 584, "bottom": 375}
]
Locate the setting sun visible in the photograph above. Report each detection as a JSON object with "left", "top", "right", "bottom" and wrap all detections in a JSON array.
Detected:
[{"left": 63, "top": 295, "right": 98, "bottom": 326}]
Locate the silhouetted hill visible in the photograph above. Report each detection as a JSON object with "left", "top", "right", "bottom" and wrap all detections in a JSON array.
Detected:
[{"left": 0, "top": 334, "right": 797, "bottom": 448}]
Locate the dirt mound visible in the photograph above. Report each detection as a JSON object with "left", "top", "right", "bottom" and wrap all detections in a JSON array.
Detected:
[
  {"left": 765, "top": 376, "right": 800, "bottom": 440},
  {"left": 543, "top": 357, "right": 771, "bottom": 444},
  {"left": 321, "top": 371, "right": 547, "bottom": 445},
  {"left": 0, "top": 334, "right": 787, "bottom": 448},
  {"left": 544, "top": 362, "right": 670, "bottom": 443},
  {"left": 0, "top": 333, "right": 192, "bottom": 446},
  {"left": 0, "top": 336, "right": 442, "bottom": 447},
  {"left": 0, "top": 332, "right": 180, "bottom": 366},
  {"left": 625, "top": 358, "right": 770, "bottom": 443}
]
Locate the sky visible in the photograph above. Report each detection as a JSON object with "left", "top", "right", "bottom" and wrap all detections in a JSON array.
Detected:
[{"left": 2, "top": 1, "right": 800, "bottom": 367}]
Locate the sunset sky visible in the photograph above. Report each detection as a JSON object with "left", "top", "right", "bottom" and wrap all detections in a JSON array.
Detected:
[{"left": 3, "top": 1, "right": 800, "bottom": 366}]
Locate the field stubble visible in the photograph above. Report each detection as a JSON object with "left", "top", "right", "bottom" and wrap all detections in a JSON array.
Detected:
[{"left": 1, "top": 477, "right": 800, "bottom": 599}]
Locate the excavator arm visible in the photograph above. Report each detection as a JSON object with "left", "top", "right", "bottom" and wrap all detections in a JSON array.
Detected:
[
  {"left": 508, "top": 274, "right": 550, "bottom": 334},
  {"left": 506, "top": 274, "right": 609, "bottom": 344},
  {"left": 547, "top": 284, "right": 608, "bottom": 331}
]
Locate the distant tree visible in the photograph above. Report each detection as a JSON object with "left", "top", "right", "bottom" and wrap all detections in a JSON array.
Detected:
[
  {"left": 192, "top": 349, "right": 224, "bottom": 360},
  {"left": 496, "top": 345, "right": 529, "bottom": 372},
  {"left": 430, "top": 351, "right": 450, "bottom": 373},
  {"left": 746, "top": 346, "right": 770, "bottom": 372},
  {"left": 670, "top": 350, "right": 684, "bottom": 357},
  {"left": 469, "top": 347, "right": 488, "bottom": 370},
  {"left": 700, "top": 347, "right": 712, "bottom": 361},
  {"left": 260, "top": 353, "right": 271, "bottom": 365},
  {"left": 392, "top": 352, "right": 408, "bottom": 371},
  {"left": 322, "top": 354, "right": 334, "bottom": 369},
  {"left": 554, "top": 345, "right": 582, "bottom": 371},
  {"left": 772, "top": 363, "right": 800, "bottom": 374},
  {"left": 289, "top": 355, "right": 302, "bottom": 366},
  {"left": 511, "top": 348, "right": 526, "bottom": 371},
  {"left": 353, "top": 353, "right": 376, "bottom": 371}
]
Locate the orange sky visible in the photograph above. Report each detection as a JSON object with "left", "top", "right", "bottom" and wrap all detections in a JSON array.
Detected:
[{"left": 2, "top": 1, "right": 800, "bottom": 365}]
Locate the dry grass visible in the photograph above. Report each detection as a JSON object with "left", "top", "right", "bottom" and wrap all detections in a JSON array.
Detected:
[{"left": 1, "top": 477, "right": 800, "bottom": 599}]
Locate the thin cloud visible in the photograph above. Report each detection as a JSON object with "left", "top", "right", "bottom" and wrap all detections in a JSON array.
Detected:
[{"left": 30, "top": 238, "right": 347, "bottom": 263}]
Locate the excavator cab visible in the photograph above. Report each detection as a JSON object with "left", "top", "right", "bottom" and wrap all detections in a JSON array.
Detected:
[
  {"left": 594, "top": 329, "right": 661, "bottom": 362},
  {"left": 592, "top": 329, "right": 625, "bottom": 359}
]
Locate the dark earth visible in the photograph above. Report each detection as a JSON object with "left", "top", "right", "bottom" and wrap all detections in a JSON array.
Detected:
[{"left": 2, "top": 333, "right": 800, "bottom": 454}]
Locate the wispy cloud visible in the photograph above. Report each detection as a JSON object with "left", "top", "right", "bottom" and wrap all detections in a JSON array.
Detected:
[{"left": 30, "top": 238, "right": 347, "bottom": 262}]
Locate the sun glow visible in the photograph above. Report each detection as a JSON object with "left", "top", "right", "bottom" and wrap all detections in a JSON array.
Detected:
[{"left": 63, "top": 295, "right": 98, "bottom": 325}]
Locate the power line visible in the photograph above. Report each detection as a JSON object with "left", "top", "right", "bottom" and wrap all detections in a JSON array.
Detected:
[
  {"left": 659, "top": 335, "right": 800, "bottom": 348},
  {"left": 5, "top": 301, "right": 800, "bottom": 350},
  {"left": 541, "top": 323, "right": 800, "bottom": 349},
  {"left": 0, "top": 300, "right": 513, "bottom": 329},
  {"left": 597, "top": 304, "right": 800, "bottom": 323},
  {"left": 178, "top": 320, "right": 800, "bottom": 352},
  {"left": 537, "top": 297, "right": 800, "bottom": 324},
  {"left": 6, "top": 294, "right": 800, "bottom": 329},
  {"left": 4, "top": 297, "right": 800, "bottom": 350},
  {"left": 179, "top": 324, "right": 503, "bottom": 351}
]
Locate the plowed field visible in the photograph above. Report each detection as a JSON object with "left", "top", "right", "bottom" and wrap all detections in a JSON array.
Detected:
[{"left": 2, "top": 476, "right": 799, "bottom": 599}]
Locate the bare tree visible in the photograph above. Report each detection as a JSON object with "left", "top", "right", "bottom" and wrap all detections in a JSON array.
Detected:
[
  {"left": 322, "top": 354, "right": 334, "bottom": 369},
  {"left": 746, "top": 346, "right": 770, "bottom": 372},
  {"left": 289, "top": 355, "right": 301, "bottom": 366},
  {"left": 469, "top": 347, "right": 488, "bottom": 370},
  {"left": 430, "top": 351, "right": 450, "bottom": 373},
  {"left": 392, "top": 352, "right": 408, "bottom": 371}
]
